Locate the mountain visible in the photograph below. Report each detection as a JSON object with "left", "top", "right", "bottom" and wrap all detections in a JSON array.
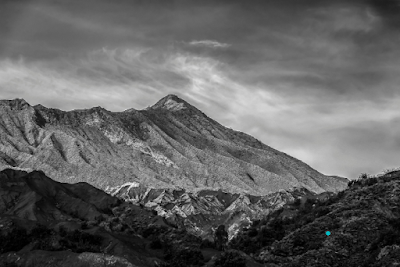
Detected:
[{"left": 0, "top": 95, "right": 347, "bottom": 195}]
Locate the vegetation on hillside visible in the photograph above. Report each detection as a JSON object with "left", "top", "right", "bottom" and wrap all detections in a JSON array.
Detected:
[
  {"left": 230, "top": 170, "right": 400, "bottom": 266},
  {"left": 2, "top": 168, "right": 400, "bottom": 266}
]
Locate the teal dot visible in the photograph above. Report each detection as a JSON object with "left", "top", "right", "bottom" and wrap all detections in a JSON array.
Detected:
[{"left": 326, "top": 231, "right": 331, "bottom": 236}]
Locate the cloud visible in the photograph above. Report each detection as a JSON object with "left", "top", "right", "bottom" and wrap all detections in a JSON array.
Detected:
[
  {"left": 1, "top": 0, "right": 400, "bottom": 179},
  {"left": 1, "top": 43, "right": 400, "bottom": 179},
  {"left": 188, "top": 40, "right": 231, "bottom": 48},
  {"left": 0, "top": 48, "right": 184, "bottom": 110},
  {"left": 368, "top": 0, "right": 400, "bottom": 28}
]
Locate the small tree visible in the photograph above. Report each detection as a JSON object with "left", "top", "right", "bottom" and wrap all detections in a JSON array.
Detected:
[
  {"left": 213, "top": 251, "right": 246, "bottom": 267},
  {"left": 214, "top": 225, "right": 228, "bottom": 251}
]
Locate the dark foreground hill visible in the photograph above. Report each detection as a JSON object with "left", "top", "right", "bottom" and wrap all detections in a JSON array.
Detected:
[
  {"left": 0, "top": 169, "right": 264, "bottom": 267},
  {"left": 1, "top": 169, "right": 399, "bottom": 266},
  {"left": 229, "top": 170, "right": 400, "bottom": 266},
  {"left": 0, "top": 95, "right": 347, "bottom": 195}
]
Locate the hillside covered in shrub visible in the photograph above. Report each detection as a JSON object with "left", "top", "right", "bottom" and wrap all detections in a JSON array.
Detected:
[
  {"left": 229, "top": 170, "right": 400, "bottom": 266},
  {"left": 0, "top": 169, "right": 261, "bottom": 267}
]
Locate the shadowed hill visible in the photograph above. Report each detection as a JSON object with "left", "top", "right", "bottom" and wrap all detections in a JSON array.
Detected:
[
  {"left": 0, "top": 95, "right": 347, "bottom": 195},
  {"left": 0, "top": 168, "right": 265, "bottom": 267},
  {"left": 230, "top": 170, "right": 400, "bottom": 266},
  {"left": 0, "top": 168, "right": 121, "bottom": 222}
]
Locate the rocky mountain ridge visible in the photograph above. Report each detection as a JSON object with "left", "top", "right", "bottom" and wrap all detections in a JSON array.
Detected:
[
  {"left": 107, "top": 182, "right": 322, "bottom": 239},
  {"left": 0, "top": 95, "right": 347, "bottom": 195}
]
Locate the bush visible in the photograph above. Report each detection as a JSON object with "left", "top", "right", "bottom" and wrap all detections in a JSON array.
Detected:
[
  {"left": 247, "top": 228, "right": 258, "bottom": 237},
  {"left": 229, "top": 216, "right": 286, "bottom": 254},
  {"left": 164, "top": 247, "right": 204, "bottom": 267},
  {"left": 213, "top": 251, "right": 246, "bottom": 267},
  {"left": 59, "top": 229, "right": 103, "bottom": 253},
  {"left": 0, "top": 228, "right": 31, "bottom": 253},
  {"left": 150, "top": 238, "right": 163, "bottom": 249},
  {"left": 81, "top": 221, "right": 89, "bottom": 230},
  {"left": 1, "top": 262, "right": 19, "bottom": 267},
  {"left": 142, "top": 225, "right": 168, "bottom": 238},
  {"left": 31, "top": 224, "right": 52, "bottom": 239},
  {"left": 200, "top": 238, "right": 215, "bottom": 249}
]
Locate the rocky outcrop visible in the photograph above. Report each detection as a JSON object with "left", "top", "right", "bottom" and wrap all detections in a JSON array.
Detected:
[{"left": 108, "top": 182, "right": 320, "bottom": 239}]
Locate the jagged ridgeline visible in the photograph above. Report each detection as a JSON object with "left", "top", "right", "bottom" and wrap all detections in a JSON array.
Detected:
[{"left": 0, "top": 95, "right": 347, "bottom": 195}]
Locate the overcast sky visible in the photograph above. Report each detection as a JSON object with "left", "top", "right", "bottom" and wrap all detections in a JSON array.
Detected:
[{"left": 1, "top": 0, "right": 400, "bottom": 179}]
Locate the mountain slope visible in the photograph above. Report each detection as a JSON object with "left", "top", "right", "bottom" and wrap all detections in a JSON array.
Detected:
[{"left": 0, "top": 96, "right": 347, "bottom": 195}]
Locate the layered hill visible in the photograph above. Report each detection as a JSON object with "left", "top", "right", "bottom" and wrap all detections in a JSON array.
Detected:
[
  {"left": 0, "top": 168, "right": 157, "bottom": 266},
  {"left": 0, "top": 168, "right": 264, "bottom": 267},
  {"left": 0, "top": 95, "right": 347, "bottom": 195},
  {"left": 3, "top": 168, "right": 399, "bottom": 266},
  {"left": 0, "top": 168, "right": 121, "bottom": 223}
]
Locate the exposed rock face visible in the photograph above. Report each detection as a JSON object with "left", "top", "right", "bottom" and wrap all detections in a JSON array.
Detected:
[
  {"left": 108, "top": 182, "right": 321, "bottom": 239},
  {"left": 0, "top": 95, "right": 348, "bottom": 195}
]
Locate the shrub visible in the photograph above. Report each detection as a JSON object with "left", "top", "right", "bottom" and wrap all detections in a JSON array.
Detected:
[
  {"left": 293, "top": 198, "right": 301, "bottom": 206},
  {"left": 2, "top": 262, "right": 19, "bottom": 267},
  {"left": 150, "top": 238, "right": 163, "bottom": 249},
  {"left": 365, "top": 177, "right": 378, "bottom": 186},
  {"left": 59, "top": 229, "right": 103, "bottom": 253},
  {"left": 247, "top": 228, "right": 258, "bottom": 237},
  {"left": 213, "top": 251, "right": 246, "bottom": 267},
  {"left": 81, "top": 221, "right": 89, "bottom": 230},
  {"left": 142, "top": 225, "right": 168, "bottom": 238},
  {"left": 164, "top": 247, "right": 204, "bottom": 267},
  {"left": 0, "top": 228, "right": 31, "bottom": 253},
  {"left": 59, "top": 226, "right": 68, "bottom": 237},
  {"left": 200, "top": 238, "right": 215, "bottom": 249},
  {"left": 31, "top": 224, "right": 52, "bottom": 239}
]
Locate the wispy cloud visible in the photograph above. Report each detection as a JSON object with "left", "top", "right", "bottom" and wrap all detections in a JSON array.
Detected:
[
  {"left": 188, "top": 40, "right": 231, "bottom": 48},
  {"left": 1, "top": 0, "right": 400, "bottom": 179},
  {"left": 2, "top": 46, "right": 400, "bottom": 179}
]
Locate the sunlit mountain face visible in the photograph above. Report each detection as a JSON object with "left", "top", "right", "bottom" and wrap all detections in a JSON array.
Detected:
[
  {"left": 1, "top": 0, "right": 400, "bottom": 179},
  {"left": 0, "top": 96, "right": 348, "bottom": 195}
]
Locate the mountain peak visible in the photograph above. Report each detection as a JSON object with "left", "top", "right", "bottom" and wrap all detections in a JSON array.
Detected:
[
  {"left": 0, "top": 98, "right": 31, "bottom": 110},
  {"left": 151, "top": 94, "right": 188, "bottom": 111}
]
